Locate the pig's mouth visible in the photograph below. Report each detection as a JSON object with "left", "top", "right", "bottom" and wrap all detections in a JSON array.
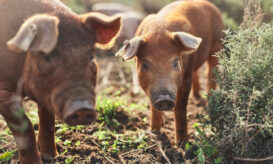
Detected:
[{"left": 62, "top": 98, "right": 97, "bottom": 126}]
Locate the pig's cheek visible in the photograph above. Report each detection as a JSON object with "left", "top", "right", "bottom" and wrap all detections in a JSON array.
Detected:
[{"left": 138, "top": 73, "right": 150, "bottom": 93}]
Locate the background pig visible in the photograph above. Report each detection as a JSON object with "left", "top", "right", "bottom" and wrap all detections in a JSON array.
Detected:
[
  {"left": 116, "top": 0, "right": 224, "bottom": 143},
  {"left": 0, "top": 0, "right": 120, "bottom": 163},
  {"left": 92, "top": 2, "right": 144, "bottom": 50},
  {"left": 92, "top": 2, "right": 133, "bottom": 16}
]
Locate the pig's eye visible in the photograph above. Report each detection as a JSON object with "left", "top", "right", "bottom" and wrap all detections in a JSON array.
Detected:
[
  {"left": 141, "top": 60, "right": 150, "bottom": 70},
  {"left": 173, "top": 59, "right": 180, "bottom": 71}
]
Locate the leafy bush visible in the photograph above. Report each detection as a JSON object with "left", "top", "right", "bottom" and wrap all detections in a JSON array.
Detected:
[{"left": 197, "top": 14, "right": 273, "bottom": 164}]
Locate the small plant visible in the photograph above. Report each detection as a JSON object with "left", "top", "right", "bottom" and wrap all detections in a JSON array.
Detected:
[
  {"left": 96, "top": 96, "right": 124, "bottom": 128},
  {"left": 63, "top": 140, "right": 72, "bottom": 146},
  {"left": 0, "top": 149, "right": 17, "bottom": 163},
  {"left": 55, "top": 123, "right": 84, "bottom": 134},
  {"left": 185, "top": 123, "right": 222, "bottom": 164},
  {"left": 65, "top": 157, "right": 74, "bottom": 164}
]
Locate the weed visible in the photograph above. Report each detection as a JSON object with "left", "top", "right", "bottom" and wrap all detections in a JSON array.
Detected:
[
  {"left": 75, "top": 140, "right": 81, "bottom": 146},
  {"left": 0, "top": 149, "right": 17, "bottom": 163},
  {"left": 96, "top": 96, "right": 124, "bottom": 128},
  {"left": 185, "top": 123, "right": 222, "bottom": 164},
  {"left": 64, "top": 140, "right": 72, "bottom": 146},
  {"left": 65, "top": 157, "right": 74, "bottom": 164},
  {"left": 55, "top": 123, "right": 84, "bottom": 134}
]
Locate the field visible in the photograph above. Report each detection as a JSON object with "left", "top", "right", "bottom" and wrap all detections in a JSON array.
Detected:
[
  {"left": 0, "top": 55, "right": 209, "bottom": 163},
  {"left": 1, "top": 0, "right": 272, "bottom": 163}
]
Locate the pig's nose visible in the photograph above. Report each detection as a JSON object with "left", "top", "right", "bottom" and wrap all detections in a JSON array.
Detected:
[
  {"left": 63, "top": 99, "right": 97, "bottom": 126},
  {"left": 153, "top": 95, "right": 175, "bottom": 111}
]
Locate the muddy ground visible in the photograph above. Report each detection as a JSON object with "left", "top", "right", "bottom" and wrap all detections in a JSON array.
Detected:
[{"left": 0, "top": 55, "right": 208, "bottom": 164}]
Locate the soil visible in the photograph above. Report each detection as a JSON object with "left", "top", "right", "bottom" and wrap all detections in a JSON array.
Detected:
[{"left": 0, "top": 56, "right": 208, "bottom": 164}]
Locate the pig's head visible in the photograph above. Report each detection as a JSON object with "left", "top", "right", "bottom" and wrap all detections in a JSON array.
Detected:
[
  {"left": 7, "top": 13, "right": 121, "bottom": 125},
  {"left": 116, "top": 28, "right": 201, "bottom": 111}
]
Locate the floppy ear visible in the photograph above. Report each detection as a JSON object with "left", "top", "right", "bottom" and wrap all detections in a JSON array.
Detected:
[
  {"left": 81, "top": 12, "right": 121, "bottom": 49},
  {"left": 115, "top": 37, "right": 144, "bottom": 61},
  {"left": 7, "top": 14, "right": 59, "bottom": 54},
  {"left": 172, "top": 32, "right": 202, "bottom": 55}
]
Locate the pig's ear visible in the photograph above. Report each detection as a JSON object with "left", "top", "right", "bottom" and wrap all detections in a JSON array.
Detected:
[
  {"left": 81, "top": 12, "right": 121, "bottom": 49},
  {"left": 172, "top": 32, "right": 202, "bottom": 55},
  {"left": 115, "top": 37, "right": 144, "bottom": 61},
  {"left": 7, "top": 14, "right": 59, "bottom": 54}
]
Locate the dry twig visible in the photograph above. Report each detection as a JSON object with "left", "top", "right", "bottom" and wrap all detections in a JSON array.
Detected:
[
  {"left": 120, "top": 144, "right": 157, "bottom": 157},
  {"left": 90, "top": 138, "right": 116, "bottom": 164},
  {"left": 103, "top": 156, "right": 116, "bottom": 164},
  {"left": 234, "top": 155, "right": 273, "bottom": 162},
  {"left": 156, "top": 140, "right": 172, "bottom": 164}
]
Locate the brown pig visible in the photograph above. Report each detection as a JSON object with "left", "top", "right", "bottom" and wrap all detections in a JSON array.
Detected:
[
  {"left": 0, "top": 0, "right": 121, "bottom": 163},
  {"left": 116, "top": 0, "right": 224, "bottom": 143}
]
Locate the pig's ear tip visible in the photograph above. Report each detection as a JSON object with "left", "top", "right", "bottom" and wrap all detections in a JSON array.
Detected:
[{"left": 7, "top": 40, "right": 22, "bottom": 52}]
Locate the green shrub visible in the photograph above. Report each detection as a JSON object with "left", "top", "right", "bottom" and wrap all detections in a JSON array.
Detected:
[{"left": 199, "top": 21, "right": 273, "bottom": 164}]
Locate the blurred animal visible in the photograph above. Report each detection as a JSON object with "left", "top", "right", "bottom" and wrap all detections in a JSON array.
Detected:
[
  {"left": 0, "top": 0, "right": 121, "bottom": 163},
  {"left": 116, "top": 0, "right": 224, "bottom": 143},
  {"left": 92, "top": 2, "right": 144, "bottom": 50}
]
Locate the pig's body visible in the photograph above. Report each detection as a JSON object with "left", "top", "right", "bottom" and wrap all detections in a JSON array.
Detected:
[
  {"left": 116, "top": 0, "right": 223, "bottom": 143},
  {"left": 0, "top": 0, "right": 120, "bottom": 163}
]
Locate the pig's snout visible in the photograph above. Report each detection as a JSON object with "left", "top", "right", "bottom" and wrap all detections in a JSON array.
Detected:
[
  {"left": 63, "top": 99, "right": 97, "bottom": 126},
  {"left": 153, "top": 94, "right": 175, "bottom": 111},
  {"left": 151, "top": 89, "right": 175, "bottom": 111}
]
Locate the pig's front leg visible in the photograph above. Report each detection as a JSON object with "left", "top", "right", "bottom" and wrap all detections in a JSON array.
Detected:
[
  {"left": 38, "top": 105, "right": 57, "bottom": 157},
  {"left": 174, "top": 74, "right": 192, "bottom": 144},
  {"left": 0, "top": 93, "right": 41, "bottom": 164},
  {"left": 150, "top": 103, "right": 163, "bottom": 132}
]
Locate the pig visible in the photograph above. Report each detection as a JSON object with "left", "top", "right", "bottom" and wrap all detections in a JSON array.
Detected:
[
  {"left": 0, "top": 0, "right": 121, "bottom": 163},
  {"left": 116, "top": 0, "right": 224, "bottom": 143}
]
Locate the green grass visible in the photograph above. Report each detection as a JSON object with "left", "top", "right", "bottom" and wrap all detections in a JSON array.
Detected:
[{"left": 94, "top": 127, "right": 151, "bottom": 154}]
